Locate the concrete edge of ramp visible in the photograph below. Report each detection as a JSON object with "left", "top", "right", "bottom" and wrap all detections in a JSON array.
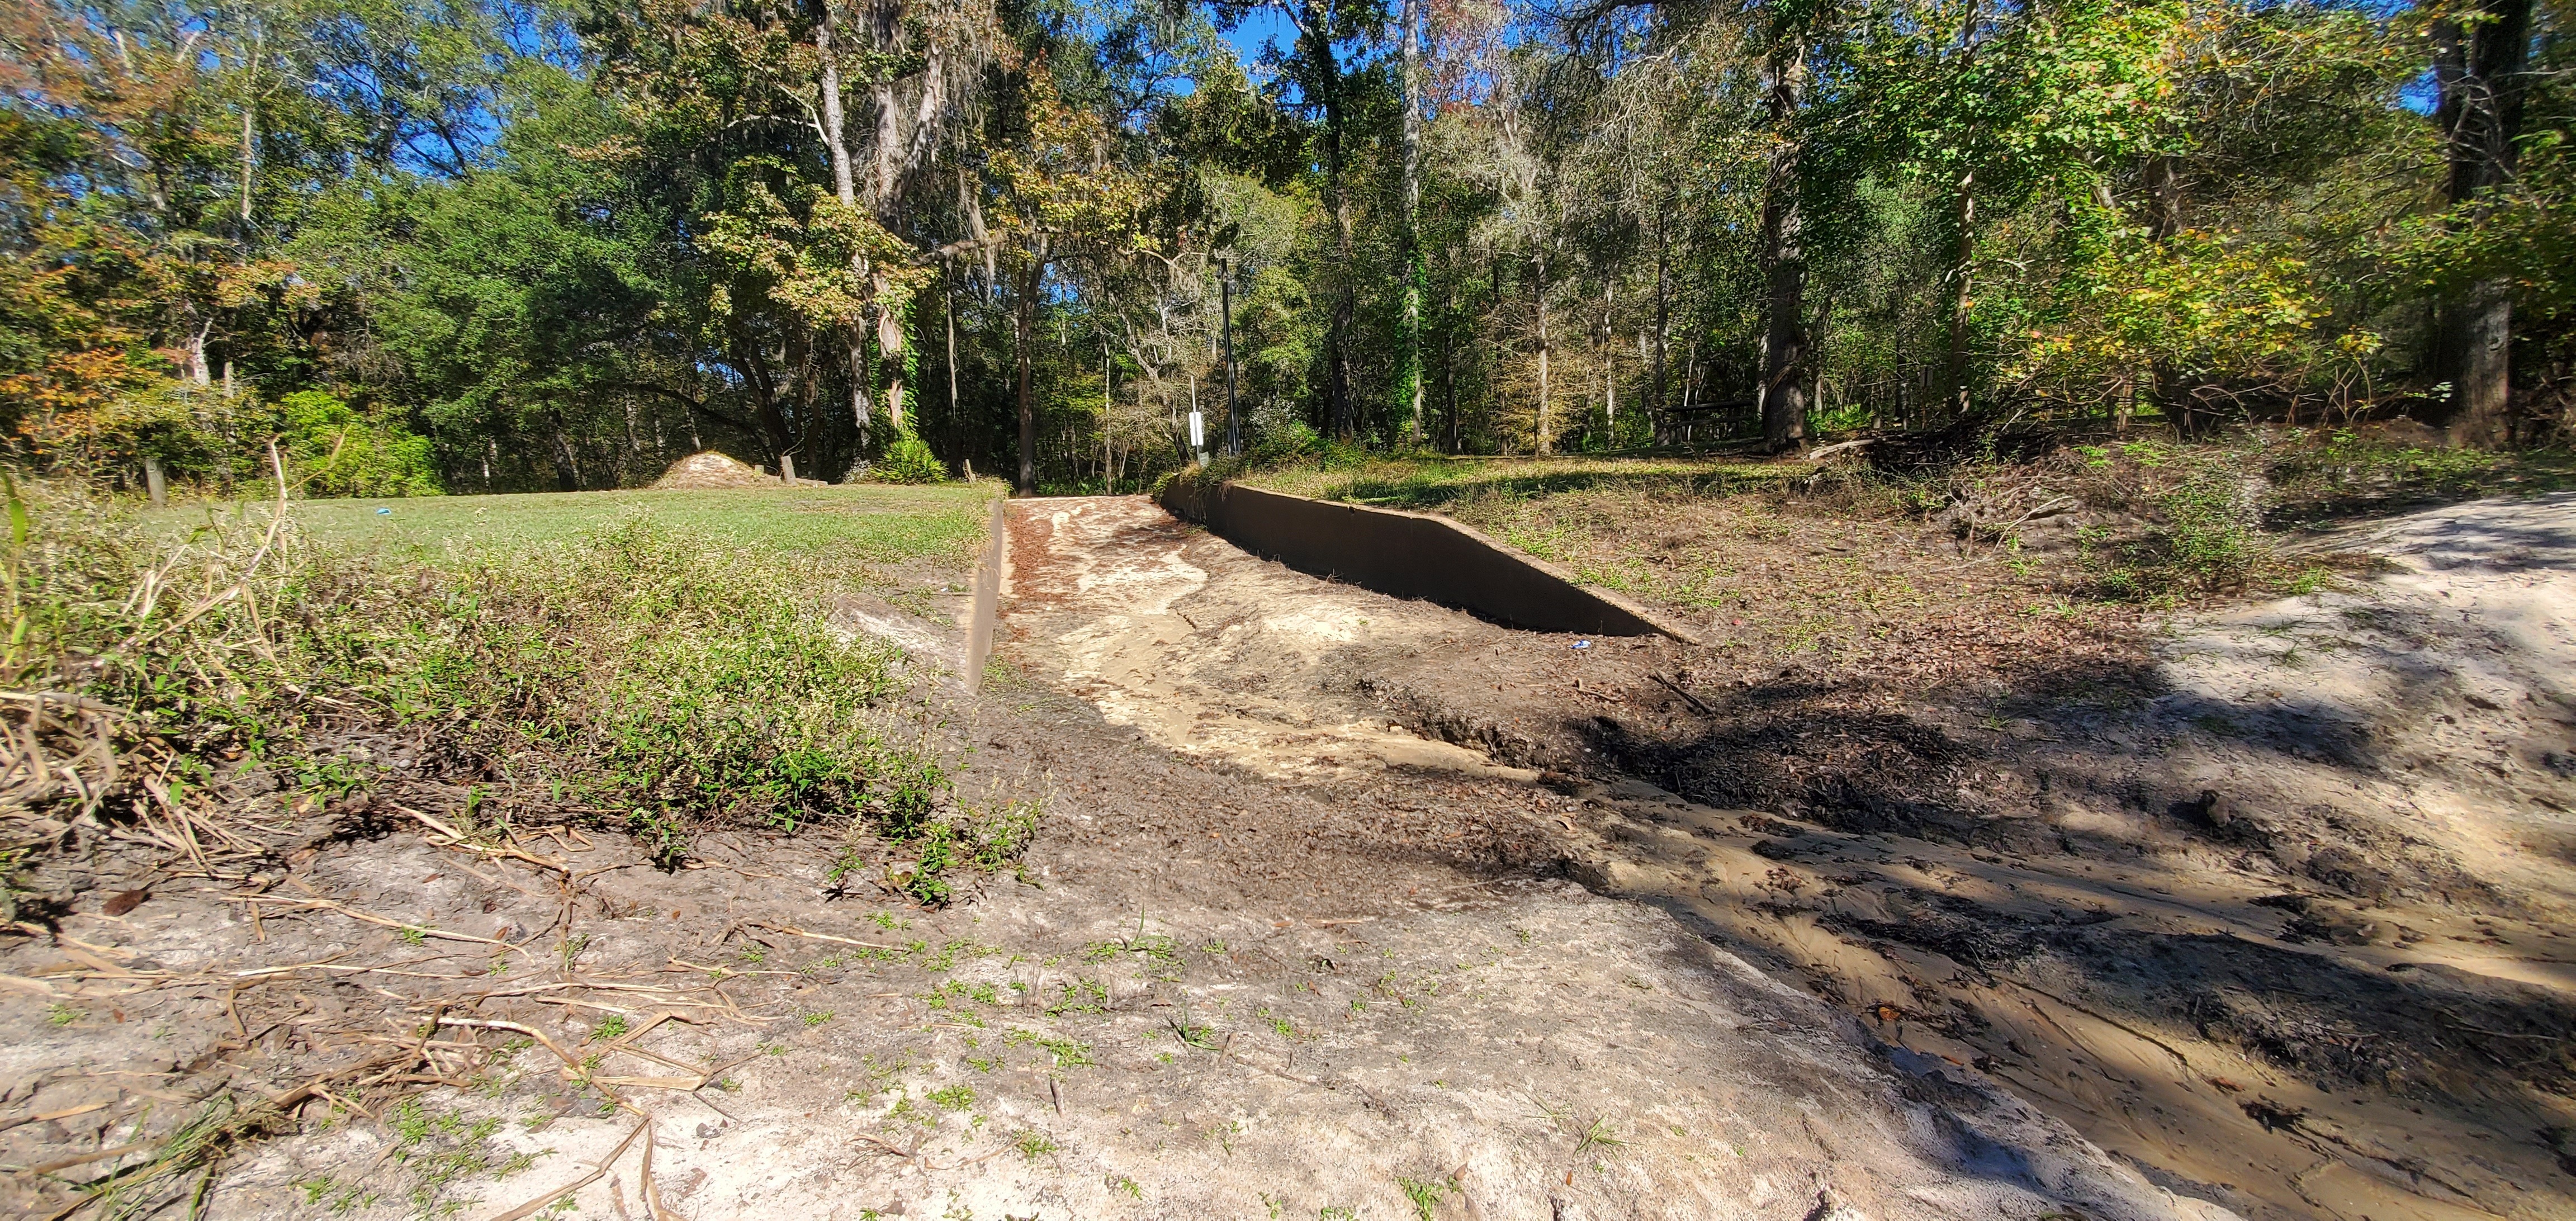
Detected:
[{"left": 1159, "top": 479, "right": 1701, "bottom": 641}]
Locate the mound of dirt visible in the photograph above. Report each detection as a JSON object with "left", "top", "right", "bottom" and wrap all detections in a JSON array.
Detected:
[
  {"left": 650, "top": 449, "right": 774, "bottom": 489},
  {"left": 1008, "top": 487, "right": 2576, "bottom": 1221}
]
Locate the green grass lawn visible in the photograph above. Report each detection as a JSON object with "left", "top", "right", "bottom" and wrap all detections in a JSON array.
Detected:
[{"left": 155, "top": 481, "right": 1000, "bottom": 574}]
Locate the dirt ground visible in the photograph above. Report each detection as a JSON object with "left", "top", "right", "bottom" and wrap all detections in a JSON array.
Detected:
[
  {"left": 6, "top": 486, "right": 2564, "bottom": 1221},
  {"left": 650, "top": 452, "right": 774, "bottom": 490},
  {"left": 1000, "top": 490, "right": 2576, "bottom": 1221},
  {"left": 0, "top": 494, "right": 2213, "bottom": 1221}
]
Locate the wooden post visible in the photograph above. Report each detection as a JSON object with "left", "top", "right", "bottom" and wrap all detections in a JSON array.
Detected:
[
  {"left": 781, "top": 452, "right": 798, "bottom": 485},
  {"left": 143, "top": 455, "right": 167, "bottom": 507},
  {"left": 965, "top": 495, "right": 1004, "bottom": 694}
]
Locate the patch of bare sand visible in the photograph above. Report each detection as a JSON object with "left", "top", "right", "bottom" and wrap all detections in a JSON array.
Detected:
[
  {"left": 195, "top": 813, "right": 2212, "bottom": 1221},
  {"left": 1003, "top": 496, "right": 1541, "bottom": 782},
  {"left": 651, "top": 450, "right": 774, "bottom": 489},
  {"left": 1420, "top": 493, "right": 2576, "bottom": 1221},
  {"left": 1031, "top": 484, "right": 2575, "bottom": 1221}
]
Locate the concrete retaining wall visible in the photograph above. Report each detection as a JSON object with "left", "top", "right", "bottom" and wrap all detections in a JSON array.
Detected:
[{"left": 1158, "top": 480, "right": 1696, "bottom": 640}]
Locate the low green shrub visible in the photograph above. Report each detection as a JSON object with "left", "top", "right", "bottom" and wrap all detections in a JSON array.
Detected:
[
  {"left": 11, "top": 481, "right": 1016, "bottom": 897},
  {"left": 2261, "top": 426, "right": 2528, "bottom": 515},
  {"left": 277, "top": 390, "right": 442, "bottom": 498},
  {"left": 2071, "top": 447, "right": 2276, "bottom": 600},
  {"left": 870, "top": 433, "right": 948, "bottom": 485}
]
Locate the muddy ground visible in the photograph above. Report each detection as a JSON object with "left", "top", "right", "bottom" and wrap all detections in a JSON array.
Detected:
[{"left": 1000, "top": 491, "right": 2576, "bottom": 1221}]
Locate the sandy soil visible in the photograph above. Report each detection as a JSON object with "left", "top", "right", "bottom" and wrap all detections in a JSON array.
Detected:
[
  {"left": 7, "top": 489, "right": 2561, "bottom": 1221},
  {"left": 0, "top": 494, "right": 2208, "bottom": 1221},
  {"left": 1003, "top": 496, "right": 1545, "bottom": 782},
  {"left": 982, "top": 491, "right": 2576, "bottom": 1221},
  {"left": 650, "top": 451, "right": 775, "bottom": 490}
]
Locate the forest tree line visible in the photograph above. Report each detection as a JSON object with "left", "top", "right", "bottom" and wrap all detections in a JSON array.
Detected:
[{"left": 2, "top": 0, "right": 2568, "bottom": 496}]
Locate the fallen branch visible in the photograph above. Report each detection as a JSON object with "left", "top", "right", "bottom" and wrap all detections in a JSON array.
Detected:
[
  {"left": 1806, "top": 438, "right": 1874, "bottom": 462},
  {"left": 9, "top": 1140, "right": 151, "bottom": 1176},
  {"left": 394, "top": 805, "right": 572, "bottom": 877},
  {"left": 740, "top": 920, "right": 900, "bottom": 951},
  {"left": 224, "top": 893, "right": 531, "bottom": 955},
  {"left": 434, "top": 1017, "right": 583, "bottom": 1077},
  {"left": 1648, "top": 673, "right": 1715, "bottom": 716}
]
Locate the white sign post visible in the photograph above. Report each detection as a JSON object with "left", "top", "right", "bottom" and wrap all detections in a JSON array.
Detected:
[{"left": 1187, "top": 410, "right": 1206, "bottom": 466}]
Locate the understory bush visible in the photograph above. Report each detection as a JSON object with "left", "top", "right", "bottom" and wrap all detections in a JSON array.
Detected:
[
  {"left": 7, "top": 481, "right": 1016, "bottom": 899},
  {"left": 2260, "top": 425, "right": 2539, "bottom": 516},
  {"left": 870, "top": 432, "right": 949, "bottom": 484},
  {"left": 2078, "top": 456, "right": 2273, "bottom": 600},
  {"left": 21, "top": 384, "right": 442, "bottom": 498},
  {"left": 1909, "top": 438, "right": 2284, "bottom": 602}
]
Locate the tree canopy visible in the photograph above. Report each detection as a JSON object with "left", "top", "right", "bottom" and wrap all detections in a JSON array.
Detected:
[{"left": 3, "top": 0, "right": 2566, "bottom": 495}]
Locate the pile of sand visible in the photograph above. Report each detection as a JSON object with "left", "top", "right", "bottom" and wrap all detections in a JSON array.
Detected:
[{"left": 650, "top": 450, "right": 774, "bottom": 489}]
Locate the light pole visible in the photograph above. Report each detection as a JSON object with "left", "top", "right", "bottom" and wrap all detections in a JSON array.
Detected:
[{"left": 1219, "top": 255, "right": 1240, "bottom": 456}]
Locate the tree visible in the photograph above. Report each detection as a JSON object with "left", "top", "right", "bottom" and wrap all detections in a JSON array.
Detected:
[
  {"left": 2428, "top": 0, "right": 2534, "bottom": 444},
  {"left": 987, "top": 62, "right": 1150, "bottom": 491},
  {"left": 1396, "top": 0, "right": 1426, "bottom": 442},
  {"left": 1756, "top": 5, "right": 1812, "bottom": 452},
  {"left": 2, "top": 0, "right": 2564, "bottom": 493}
]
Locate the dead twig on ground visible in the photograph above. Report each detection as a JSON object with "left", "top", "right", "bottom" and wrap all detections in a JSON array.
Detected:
[
  {"left": 738, "top": 920, "right": 900, "bottom": 950},
  {"left": 486, "top": 1117, "right": 651, "bottom": 1221},
  {"left": 1649, "top": 673, "right": 1715, "bottom": 715}
]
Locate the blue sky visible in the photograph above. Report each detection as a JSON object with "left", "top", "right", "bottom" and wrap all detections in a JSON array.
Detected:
[{"left": 1215, "top": 6, "right": 1303, "bottom": 83}]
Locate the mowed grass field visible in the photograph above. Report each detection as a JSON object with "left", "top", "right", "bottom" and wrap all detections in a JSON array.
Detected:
[{"left": 154, "top": 481, "right": 1000, "bottom": 578}]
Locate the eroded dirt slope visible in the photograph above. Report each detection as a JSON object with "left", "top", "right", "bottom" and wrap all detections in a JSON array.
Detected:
[
  {"left": 995, "top": 490, "right": 2576, "bottom": 1221},
  {"left": 1003, "top": 495, "right": 1542, "bottom": 781},
  {"left": 0, "top": 498, "right": 2206, "bottom": 1221}
]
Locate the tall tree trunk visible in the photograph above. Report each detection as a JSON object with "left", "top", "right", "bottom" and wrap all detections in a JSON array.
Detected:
[
  {"left": 1305, "top": 0, "right": 1355, "bottom": 439},
  {"left": 1942, "top": 169, "right": 1977, "bottom": 420},
  {"left": 1535, "top": 248, "right": 1552, "bottom": 455},
  {"left": 1490, "top": 250, "right": 1505, "bottom": 451},
  {"left": 547, "top": 411, "right": 581, "bottom": 491},
  {"left": 1652, "top": 189, "right": 1669, "bottom": 419},
  {"left": 858, "top": 2, "right": 921, "bottom": 443},
  {"left": 738, "top": 335, "right": 795, "bottom": 476},
  {"left": 883, "top": 293, "right": 908, "bottom": 433},
  {"left": 2142, "top": 154, "right": 2194, "bottom": 433},
  {"left": 944, "top": 259, "right": 960, "bottom": 453},
  {"left": 1397, "top": 0, "right": 1424, "bottom": 443},
  {"left": 184, "top": 318, "right": 211, "bottom": 386},
  {"left": 815, "top": 1, "right": 878, "bottom": 448},
  {"left": 2432, "top": 0, "right": 2532, "bottom": 447},
  {"left": 1441, "top": 320, "right": 1457, "bottom": 451},
  {"left": 1015, "top": 252, "right": 1041, "bottom": 495},
  {"left": 2145, "top": 154, "right": 2183, "bottom": 240},
  {"left": 1602, "top": 279, "right": 1616, "bottom": 428},
  {"left": 1757, "top": 39, "right": 1808, "bottom": 452},
  {"left": 238, "top": 106, "right": 254, "bottom": 225}
]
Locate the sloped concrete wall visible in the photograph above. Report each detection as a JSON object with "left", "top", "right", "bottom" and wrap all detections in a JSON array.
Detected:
[{"left": 1159, "top": 480, "right": 1696, "bottom": 640}]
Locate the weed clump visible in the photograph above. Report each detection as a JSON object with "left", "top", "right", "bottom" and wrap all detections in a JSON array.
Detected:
[
  {"left": 2073, "top": 448, "right": 2274, "bottom": 600},
  {"left": 6, "top": 483, "right": 1020, "bottom": 900}
]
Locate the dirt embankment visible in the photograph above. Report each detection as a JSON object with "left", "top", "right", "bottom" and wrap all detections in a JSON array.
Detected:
[
  {"left": 0, "top": 493, "right": 2209, "bottom": 1221},
  {"left": 7, "top": 485, "right": 2561, "bottom": 1221},
  {"left": 995, "top": 488, "right": 2576, "bottom": 1221}
]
